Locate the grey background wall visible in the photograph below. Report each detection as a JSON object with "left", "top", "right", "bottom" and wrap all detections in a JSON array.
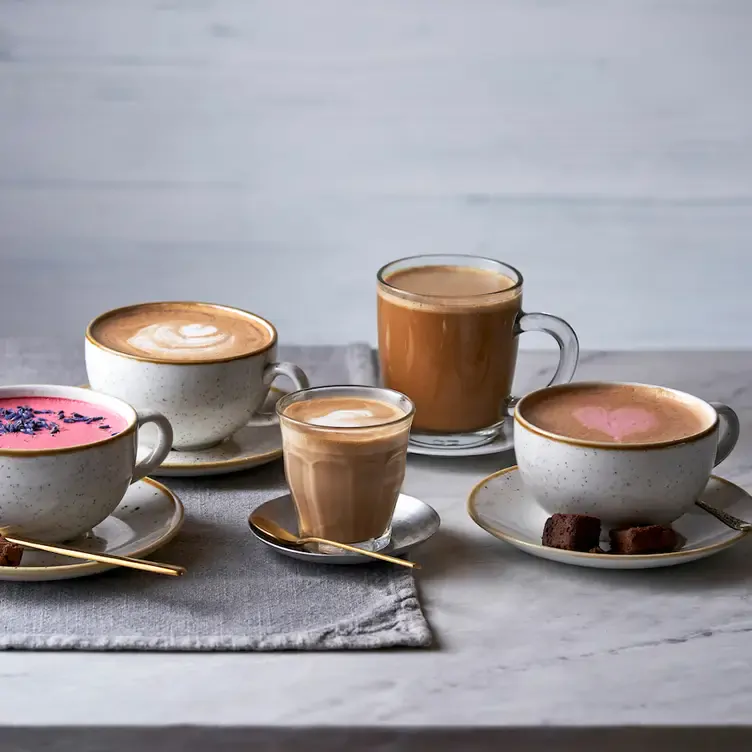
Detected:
[{"left": 1, "top": 0, "right": 750, "bottom": 348}]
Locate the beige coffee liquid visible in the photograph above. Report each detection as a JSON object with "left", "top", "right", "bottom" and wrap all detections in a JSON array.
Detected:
[
  {"left": 90, "top": 302, "right": 272, "bottom": 362},
  {"left": 280, "top": 396, "right": 410, "bottom": 543},
  {"left": 378, "top": 265, "right": 521, "bottom": 433},
  {"left": 521, "top": 384, "right": 709, "bottom": 444}
]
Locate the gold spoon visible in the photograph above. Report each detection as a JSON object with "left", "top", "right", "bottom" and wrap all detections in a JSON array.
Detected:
[
  {"left": 2, "top": 534, "right": 186, "bottom": 577},
  {"left": 249, "top": 514, "right": 419, "bottom": 569}
]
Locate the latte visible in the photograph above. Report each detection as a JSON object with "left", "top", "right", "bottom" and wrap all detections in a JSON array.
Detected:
[
  {"left": 285, "top": 396, "right": 404, "bottom": 428},
  {"left": 520, "top": 383, "right": 709, "bottom": 444},
  {"left": 89, "top": 302, "right": 273, "bottom": 363},
  {"left": 378, "top": 264, "right": 521, "bottom": 433},
  {"left": 279, "top": 391, "right": 413, "bottom": 548}
]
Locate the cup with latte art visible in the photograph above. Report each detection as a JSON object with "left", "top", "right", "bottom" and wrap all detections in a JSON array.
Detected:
[{"left": 85, "top": 302, "right": 309, "bottom": 451}]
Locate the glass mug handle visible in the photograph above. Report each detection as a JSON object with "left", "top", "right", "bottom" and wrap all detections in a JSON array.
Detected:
[
  {"left": 247, "top": 362, "right": 311, "bottom": 426},
  {"left": 505, "top": 312, "right": 580, "bottom": 416}
]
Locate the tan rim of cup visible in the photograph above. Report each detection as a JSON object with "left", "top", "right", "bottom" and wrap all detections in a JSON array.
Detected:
[
  {"left": 85, "top": 301, "right": 278, "bottom": 365},
  {"left": 0, "top": 384, "right": 138, "bottom": 457},
  {"left": 514, "top": 381, "right": 719, "bottom": 452}
]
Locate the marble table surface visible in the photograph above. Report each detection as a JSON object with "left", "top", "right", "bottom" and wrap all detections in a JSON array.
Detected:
[{"left": 2, "top": 350, "right": 752, "bottom": 751}]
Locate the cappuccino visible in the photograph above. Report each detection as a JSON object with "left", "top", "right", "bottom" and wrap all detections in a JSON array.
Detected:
[
  {"left": 278, "top": 389, "right": 413, "bottom": 549},
  {"left": 86, "top": 302, "right": 309, "bottom": 450},
  {"left": 521, "top": 383, "right": 709, "bottom": 444},
  {"left": 514, "top": 382, "right": 739, "bottom": 528},
  {"left": 89, "top": 302, "right": 273, "bottom": 363}
]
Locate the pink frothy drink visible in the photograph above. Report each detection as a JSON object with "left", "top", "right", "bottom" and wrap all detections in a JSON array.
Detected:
[{"left": 0, "top": 397, "right": 129, "bottom": 450}]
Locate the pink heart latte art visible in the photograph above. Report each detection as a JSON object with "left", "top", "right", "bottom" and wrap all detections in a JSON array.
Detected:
[{"left": 572, "top": 406, "right": 658, "bottom": 441}]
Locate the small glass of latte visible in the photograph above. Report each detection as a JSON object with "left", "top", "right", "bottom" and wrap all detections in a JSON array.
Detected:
[{"left": 277, "top": 385, "right": 414, "bottom": 553}]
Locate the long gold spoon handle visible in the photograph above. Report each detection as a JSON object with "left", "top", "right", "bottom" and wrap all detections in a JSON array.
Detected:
[
  {"left": 303, "top": 537, "right": 419, "bottom": 569},
  {"left": 3, "top": 536, "right": 186, "bottom": 577}
]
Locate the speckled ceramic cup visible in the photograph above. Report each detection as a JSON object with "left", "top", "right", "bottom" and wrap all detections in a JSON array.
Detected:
[
  {"left": 0, "top": 385, "right": 172, "bottom": 543},
  {"left": 514, "top": 382, "right": 740, "bottom": 528},
  {"left": 85, "top": 302, "right": 310, "bottom": 451}
]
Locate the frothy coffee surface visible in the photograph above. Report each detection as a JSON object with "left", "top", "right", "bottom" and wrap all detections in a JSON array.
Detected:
[
  {"left": 90, "top": 303, "right": 272, "bottom": 362},
  {"left": 280, "top": 396, "right": 411, "bottom": 544},
  {"left": 521, "top": 384, "right": 709, "bottom": 444},
  {"left": 284, "top": 396, "right": 404, "bottom": 428},
  {"left": 386, "top": 264, "right": 517, "bottom": 298},
  {"left": 378, "top": 265, "right": 521, "bottom": 433}
]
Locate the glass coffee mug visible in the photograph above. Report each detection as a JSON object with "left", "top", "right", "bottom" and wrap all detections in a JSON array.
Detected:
[{"left": 377, "top": 254, "right": 579, "bottom": 449}]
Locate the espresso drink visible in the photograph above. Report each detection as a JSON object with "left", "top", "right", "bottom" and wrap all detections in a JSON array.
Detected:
[
  {"left": 378, "top": 265, "right": 521, "bottom": 433},
  {"left": 90, "top": 302, "right": 273, "bottom": 362},
  {"left": 280, "top": 395, "right": 411, "bottom": 544},
  {"left": 521, "top": 384, "right": 709, "bottom": 444}
]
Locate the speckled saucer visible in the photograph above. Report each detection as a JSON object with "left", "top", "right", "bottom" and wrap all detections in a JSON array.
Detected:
[
  {"left": 0, "top": 478, "right": 184, "bottom": 582},
  {"left": 136, "top": 387, "right": 286, "bottom": 477},
  {"left": 467, "top": 466, "right": 751, "bottom": 570}
]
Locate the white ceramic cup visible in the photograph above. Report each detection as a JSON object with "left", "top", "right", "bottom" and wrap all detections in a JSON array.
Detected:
[
  {"left": 514, "top": 382, "right": 740, "bottom": 528},
  {"left": 0, "top": 384, "right": 173, "bottom": 543},
  {"left": 85, "top": 302, "right": 310, "bottom": 451}
]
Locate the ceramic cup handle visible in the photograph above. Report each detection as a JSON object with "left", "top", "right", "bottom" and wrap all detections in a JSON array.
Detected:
[
  {"left": 247, "top": 362, "right": 311, "bottom": 426},
  {"left": 132, "top": 408, "right": 173, "bottom": 483},
  {"left": 505, "top": 312, "right": 580, "bottom": 415},
  {"left": 710, "top": 402, "right": 740, "bottom": 466}
]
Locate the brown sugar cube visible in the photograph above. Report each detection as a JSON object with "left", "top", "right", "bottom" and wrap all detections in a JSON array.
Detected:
[
  {"left": 0, "top": 538, "right": 23, "bottom": 567},
  {"left": 542, "top": 514, "right": 601, "bottom": 552},
  {"left": 609, "top": 525, "right": 677, "bottom": 555}
]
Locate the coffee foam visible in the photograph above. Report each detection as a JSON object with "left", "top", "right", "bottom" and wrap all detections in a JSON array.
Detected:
[
  {"left": 90, "top": 303, "right": 273, "bottom": 362},
  {"left": 572, "top": 405, "right": 659, "bottom": 442},
  {"left": 378, "top": 266, "right": 521, "bottom": 313},
  {"left": 127, "top": 322, "right": 237, "bottom": 359},
  {"left": 306, "top": 408, "right": 388, "bottom": 428},
  {"left": 284, "top": 397, "right": 404, "bottom": 429},
  {"left": 520, "top": 383, "right": 711, "bottom": 444}
]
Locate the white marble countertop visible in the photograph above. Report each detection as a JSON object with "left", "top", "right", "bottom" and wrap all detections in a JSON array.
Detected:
[{"left": 2, "top": 350, "right": 752, "bottom": 750}]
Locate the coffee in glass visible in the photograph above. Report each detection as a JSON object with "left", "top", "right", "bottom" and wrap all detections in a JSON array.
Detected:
[
  {"left": 277, "top": 385, "right": 414, "bottom": 553},
  {"left": 377, "top": 254, "right": 579, "bottom": 449}
]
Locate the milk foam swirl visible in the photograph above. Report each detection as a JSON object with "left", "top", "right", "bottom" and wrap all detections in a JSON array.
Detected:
[
  {"left": 128, "top": 323, "right": 237, "bottom": 359},
  {"left": 307, "top": 409, "right": 381, "bottom": 428}
]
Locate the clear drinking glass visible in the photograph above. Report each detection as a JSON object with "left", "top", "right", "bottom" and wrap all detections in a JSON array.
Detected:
[
  {"left": 377, "top": 254, "right": 579, "bottom": 449},
  {"left": 277, "top": 385, "right": 414, "bottom": 553}
]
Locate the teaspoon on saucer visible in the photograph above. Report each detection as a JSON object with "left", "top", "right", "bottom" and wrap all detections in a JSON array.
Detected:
[
  {"left": 249, "top": 515, "right": 420, "bottom": 569},
  {"left": 1, "top": 533, "right": 186, "bottom": 577},
  {"left": 695, "top": 499, "right": 752, "bottom": 532}
]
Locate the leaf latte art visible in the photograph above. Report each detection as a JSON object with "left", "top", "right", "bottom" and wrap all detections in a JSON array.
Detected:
[
  {"left": 128, "top": 323, "right": 237, "bottom": 359},
  {"left": 89, "top": 303, "right": 273, "bottom": 362}
]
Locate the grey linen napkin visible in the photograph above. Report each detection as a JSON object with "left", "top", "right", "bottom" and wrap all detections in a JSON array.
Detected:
[{"left": 0, "top": 338, "right": 431, "bottom": 650}]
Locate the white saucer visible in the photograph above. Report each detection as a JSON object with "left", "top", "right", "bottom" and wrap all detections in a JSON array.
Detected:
[
  {"left": 141, "top": 388, "right": 285, "bottom": 477},
  {"left": 407, "top": 420, "right": 514, "bottom": 457},
  {"left": 467, "top": 465, "right": 751, "bottom": 570},
  {"left": 249, "top": 493, "right": 441, "bottom": 565},
  {"left": 0, "top": 478, "right": 184, "bottom": 581}
]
